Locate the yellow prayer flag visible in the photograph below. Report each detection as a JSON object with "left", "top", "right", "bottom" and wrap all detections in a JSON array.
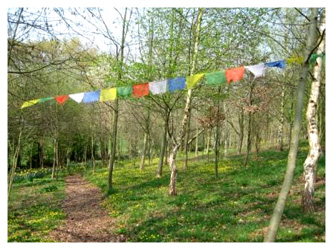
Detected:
[
  {"left": 20, "top": 99, "right": 39, "bottom": 109},
  {"left": 100, "top": 88, "right": 117, "bottom": 102},
  {"left": 186, "top": 73, "right": 204, "bottom": 89},
  {"left": 286, "top": 56, "right": 303, "bottom": 65}
]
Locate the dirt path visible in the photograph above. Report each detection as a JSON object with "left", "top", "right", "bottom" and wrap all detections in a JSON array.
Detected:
[{"left": 49, "top": 174, "right": 125, "bottom": 242}]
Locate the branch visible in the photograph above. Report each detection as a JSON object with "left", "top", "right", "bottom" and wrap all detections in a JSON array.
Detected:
[{"left": 187, "top": 127, "right": 205, "bottom": 145}]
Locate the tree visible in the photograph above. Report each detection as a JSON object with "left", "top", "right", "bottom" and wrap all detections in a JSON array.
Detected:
[
  {"left": 264, "top": 8, "right": 319, "bottom": 242},
  {"left": 168, "top": 8, "right": 204, "bottom": 196},
  {"left": 302, "top": 9, "right": 325, "bottom": 213}
]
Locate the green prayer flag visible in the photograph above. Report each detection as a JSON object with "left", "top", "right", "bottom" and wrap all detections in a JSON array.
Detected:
[
  {"left": 117, "top": 86, "right": 133, "bottom": 98},
  {"left": 205, "top": 71, "right": 227, "bottom": 85},
  {"left": 38, "top": 97, "right": 54, "bottom": 103},
  {"left": 309, "top": 53, "right": 325, "bottom": 65}
]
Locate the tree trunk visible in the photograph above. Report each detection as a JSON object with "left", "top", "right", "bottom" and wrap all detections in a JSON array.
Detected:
[
  {"left": 108, "top": 99, "right": 118, "bottom": 192},
  {"left": 38, "top": 137, "right": 44, "bottom": 169},
  {"left": 30, "top": 142, "right": 33, "bottom": 169},
  {"left": 51, "top": 139, "right": 57, "bottom": 179},
  {"left": 8, "top": 129, "right": 22, "bottom": 200},
  {"left": 302, "top": 10, "right": 325, "bottom": 213},
  {"left": 107, "top": 8, "right": 129, "bottom": 193},
  {"left": 83, "top": 145, "right": 87, "bottom": 166},
  {"left": 278, "top": 84, "right": 286, "bottom": 151},
  {"left": 140, "top": 132, "right": 148, "bottom": 171},
  {"left": 183, "top": 106, "right": 192, "bottom": 170},
  {"left": 157, "top": 114, "right": 169, "bottom": 177},
  {"left": 244, "top": 81, "right": 255, "bottom": 166},
  {"left": 264, "top": 8, "right": 318, "bottom": 242},
  {"left": 238, "top": 110, "right": 244, "bottom": 154},
  {"left": 169, "top": 8, "right": 204, "bottom": 195},
  {"left": 195, "top": 123, "right": 199, "bottom": 157},
  {"left": 91, "top": 135, "right": 95, "bottom": 174}
]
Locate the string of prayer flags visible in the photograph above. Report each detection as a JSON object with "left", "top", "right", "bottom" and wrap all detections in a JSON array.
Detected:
[
  {"left": 168, "top": 77, "right": 186, "bottom": 92},
  {"left": 21, "top": 99, "right": 39, "bottom": 109},
  {"left": 69, "top": 93, "right": 84, "bottom": 103},
  {"left": 133, "top": 83, "right": 149, "bottom": 98},
  {"left": 20, "top": 56, "right": 298, "bottom": 109},
  {"left": 82, "top": 90, "right": 101, "bottom": 103},
  {"left": 38, "top": 97, "right": 54, "bottom": 103},
  {"left": 309, "top": 53, "right": 325, "bottom": 65},
  {"left": 100, "top": 88, "right": 117, "bottom": 102},
  {"left": 186, "top": 73, "right": 204, "bottom": 89},
  {"left": 225, "top": 66, "right": 245, "bottom": 83},
  {"left": 245, "top": 63, "right": 266, "bottom": 78},
  {"left": 205, "top": 71, "right": 227, "bottom": 85},
  {"left": 55, "top": 95, "right": 69, "bottom": 105},
  {"left": 149, "top": 80, "right": 167, "bottom": 95},
  {"left": 286, "top": 56, "right": 303, "bottom": 65},
  {"left": 264, "top": 60, "right": 286, "bottom": 69},
  {"left": 117, "top": 86, "right": 133, "bottom": 98}
]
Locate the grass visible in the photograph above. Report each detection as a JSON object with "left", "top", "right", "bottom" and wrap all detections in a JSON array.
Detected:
[
  {"left": 7, "top": 142, "right": 325, "bottom": 242},
  {"left": 7, "top": 164, "right": 85, "bottom": 242},
  {"left": 83, "top": 142, "right": 325, "bottom": 242}
]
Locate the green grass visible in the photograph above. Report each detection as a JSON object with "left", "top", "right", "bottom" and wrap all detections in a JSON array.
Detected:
[
  {"left": 83, "top": 142, "right": 325, "bottom": 242},
  {"left": 8, "top": 174, "right": 67, "bottom": 242}
]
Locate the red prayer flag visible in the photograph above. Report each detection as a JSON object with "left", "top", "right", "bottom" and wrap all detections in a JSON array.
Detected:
[
  {"left": 132, "top": 83, "right": 149, "bottom": 98},
  {"left": 55, "top": 95, "right": 69, "bottom": 105},
  {"left": 225, "top": 66, "right": 245, "bottom": 83}
]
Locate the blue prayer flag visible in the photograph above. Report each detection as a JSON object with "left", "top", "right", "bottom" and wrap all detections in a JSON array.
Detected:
[
  {"left": 264, "top": 60, "right": 286, "bottom": 69},
  {"left": 82, "top": 90, "right": 101, "bottom": 103},
  {"left": 168, "top": 77, "right": 186, "bottom": 92}
]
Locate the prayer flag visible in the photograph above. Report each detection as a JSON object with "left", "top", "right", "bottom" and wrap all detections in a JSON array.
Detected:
[
  {"left": 38, "top": 97, "right": 54, "bottom": 103},
  {"left": 117, "top": 86, "right": 133, "bottom": 98},
  {"left": 82, "top": 90, "right": 101, "bottom": 103},
  {"left": 100, "top": 88, "right": 117, "bottom": 102},
  {"left": 133, "top": 83, "right": 149, "bottom": 98},
  {"left": 69, "top": 93, "right": 84, "bottom": 103},
  {"left": 186, "top": 73, "right": 204, "bottom": 89},
  {"left": 264, "top": 60, "right": 286, "bottom": 69},
  {"left": 21, "top": 99, "right": 39, "bottom": 109},
  {"left": 286, "top": 57, "right": 303, "bottom": 65},
  {"left": 309, "top": 53, "right": 325, "bottom": 65},
  {"left": 149, "top": 80, "right": 167, "bottom": 95},
  {"left": 168, "top": 77, "right": 186, "bottom": 92},
  {"left": 205, "top": 71, "right": 227, "bottom": 85},
  {"left": 55, "top": 95, "right": 69, "bottom": 105},
  {"left": 225, "top": 66, "right": 245, "bottom": 83},
  {"left": 245, "top": 63, "right": 266, "bottom": 78}
]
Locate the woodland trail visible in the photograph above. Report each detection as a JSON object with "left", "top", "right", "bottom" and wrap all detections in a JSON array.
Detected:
[{"left": 49, "top": 174, "right": 125, "bottom": 242}]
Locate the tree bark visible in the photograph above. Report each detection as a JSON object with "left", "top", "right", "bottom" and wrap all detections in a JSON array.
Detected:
[
  {"left": 264, "top": 8, "right": 318, "bottom": 242},
  {"left": 157, "top": 114, "right": 169, "bottom": 177},
  {"left": 8, "top": 129, "right": 22, "bottom": 200},
  {"left": 108, "top": 99, "right": 118, "bottom": 192},
  {"left": 183, "top": 106, "right": 192, "bottom": 170},
  {"left": 244, "top": 81, "right": 255, "bottom": 166},
  {"left": 168, "top": 8, "right": 204, "bottom": 196},
  {"left": 91, "top": 135, "right": 95, "bottom": 174},
  {"left": 238, "top": 110, "right": 244, "bottom": 154},
  {"left": 107, "top": 8, "right": 129, "bottom": 193},
  {"left": 302, "top": 10, "right": 325, "bottom": 213},
  {"left": 278, "top": 84, "right": 285, "bottom": 151},
  {"left": 140, "top": 132, "right": 148, "bottom": 171}
]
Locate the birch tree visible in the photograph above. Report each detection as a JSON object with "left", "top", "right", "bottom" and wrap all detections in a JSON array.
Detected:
[
  {"left": 302, "top": 9, "right": 325, "bottom": 213},
  {"left": 264, "top": 8, "right": 319, "bottom": 242}
]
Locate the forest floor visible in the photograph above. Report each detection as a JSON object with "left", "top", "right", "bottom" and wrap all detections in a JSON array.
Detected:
[
  {"left": 8, "top": 142, "right": 326, "bottom": 242},
  {"left": 49, "top": 174, "right": 125, "bottom": 242}
]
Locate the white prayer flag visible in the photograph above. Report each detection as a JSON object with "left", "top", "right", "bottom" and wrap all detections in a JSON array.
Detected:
[
  {"left": 69, "top": 93, "right": 84, "bottom": 103},
  {"left": 245, "top": 63, "right": 266, "bottom": 78},
  {"left": 149, "top": 80, "right": 167, "bottom": 95}
]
